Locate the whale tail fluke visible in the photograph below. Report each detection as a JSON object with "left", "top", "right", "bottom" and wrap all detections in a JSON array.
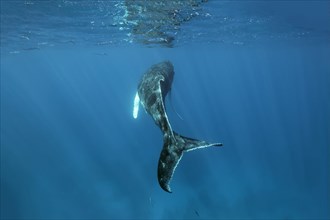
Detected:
[
  {"left": 173, "top": 131, "right": 223, "bottom": 152},
  {"left": 157, "top": 131, "right": 223, "bottom": 193}
]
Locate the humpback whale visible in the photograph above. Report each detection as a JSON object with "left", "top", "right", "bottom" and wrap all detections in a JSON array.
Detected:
[{"left": 133, "top": 61, "right": 223, "bottom": 193}]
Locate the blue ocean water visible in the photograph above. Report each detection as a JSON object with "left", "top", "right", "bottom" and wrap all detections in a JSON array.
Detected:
[{"left": 1, "top": 1, "right": 330, "bottom": 219}]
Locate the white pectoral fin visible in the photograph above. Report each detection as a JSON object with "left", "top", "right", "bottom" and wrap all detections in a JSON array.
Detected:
[{"left": 133, "top": 92, "right": 140, "bottom": 119}]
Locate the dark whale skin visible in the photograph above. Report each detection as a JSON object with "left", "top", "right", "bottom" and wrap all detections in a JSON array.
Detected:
[{"left": 137, "top": 61, "right": 223, "bottom": 193}]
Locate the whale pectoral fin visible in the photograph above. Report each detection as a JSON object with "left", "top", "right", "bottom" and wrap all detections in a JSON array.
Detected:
[
  {"left": 133, "top": 92, "right": 140, "bottom": 119},
  {"left": 173, "top": 132, "right": 223, "bottom": 152}
]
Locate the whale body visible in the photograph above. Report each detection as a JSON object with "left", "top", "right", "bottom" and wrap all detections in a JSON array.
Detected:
[{"left": 134, "top": 61, "right": 223, "bottom": 193}]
